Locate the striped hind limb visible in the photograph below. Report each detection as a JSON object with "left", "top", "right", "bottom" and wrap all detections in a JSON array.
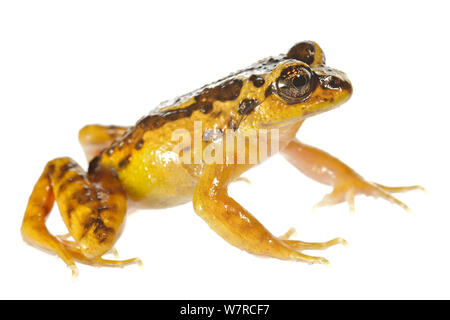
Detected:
[{"left": 21, "top": 157, "right": 140, "bottom": 276}]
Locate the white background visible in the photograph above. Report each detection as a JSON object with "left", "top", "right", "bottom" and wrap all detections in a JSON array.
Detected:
[{"left": 1, "top": 0, "right": 449, "bottom": 299}]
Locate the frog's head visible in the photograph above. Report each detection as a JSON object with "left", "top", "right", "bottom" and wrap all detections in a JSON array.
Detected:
[{"left": 240, "top": 41, "right": 352, "bottom": 130}]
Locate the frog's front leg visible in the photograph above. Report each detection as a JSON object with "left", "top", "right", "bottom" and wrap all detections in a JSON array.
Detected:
[
  {"left": 281, "top": 138, "right": 424, "bottom": 213},
  {"left": 79, "top": 124, "right": 129, "bottom": 161},
  {"left": 21, "top": 157, "right": 140, "bottom": 276},
  {"left": 193, "top": 163, "right": 345, "bottom": 264}
]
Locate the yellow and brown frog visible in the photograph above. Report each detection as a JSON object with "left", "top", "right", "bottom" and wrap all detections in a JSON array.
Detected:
[{"left": 22, "top": 41, "right": 422, "bottom": 276}]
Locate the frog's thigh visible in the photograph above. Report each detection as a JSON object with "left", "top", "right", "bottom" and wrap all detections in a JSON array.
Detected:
[
  {"left": 281, "top": 138, "right": 424, "bottom": 212},
  {"left": 21, "top": 157, "right": 139, "bottom": 275},
  {"left": 78, "top": 125, "right": 129, "bottom": 161},
  {"left": 193, "top": 163, "right": 336, "bottom": 264}
]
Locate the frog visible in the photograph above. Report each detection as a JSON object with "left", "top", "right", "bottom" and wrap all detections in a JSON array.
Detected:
[{"left": 22, "top": 41, "right": 423, "bottom": 276}]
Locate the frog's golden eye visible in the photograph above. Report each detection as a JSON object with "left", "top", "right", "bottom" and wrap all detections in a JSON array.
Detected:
[{"left": 275, "top": 65, "right": 316, "bottom": 104}]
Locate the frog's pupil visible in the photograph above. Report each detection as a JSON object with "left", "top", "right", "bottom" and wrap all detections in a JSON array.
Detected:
[{"left": 293, "top": 75, "right": 307, "bottom": 89}]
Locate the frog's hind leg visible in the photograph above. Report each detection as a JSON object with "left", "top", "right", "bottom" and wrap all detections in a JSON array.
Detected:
[
  {"left": 21, "top": 166, "right": 77, "bottom": 275},
  {"left": 78, "top": 125, "right": 129, "bottom": 161},
  {"left": 282, "top": 138, "right": 424, "bottom": 213},
  {"left": 21, "top": 157, "right": 140, "bottom": 275}
]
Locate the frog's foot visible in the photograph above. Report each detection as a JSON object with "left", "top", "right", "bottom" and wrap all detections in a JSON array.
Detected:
[
  {"left": 313, "top": 180, "right": 424, "bottom": 213},
  {"left": 62, "top": 243, "right": 142, "bottom": 269},
  {"left": 57, "top": 237, "right": 123, "bottom": 260},
  {"left": 50, "top": 240, "right": 140, "bottom": 279}
]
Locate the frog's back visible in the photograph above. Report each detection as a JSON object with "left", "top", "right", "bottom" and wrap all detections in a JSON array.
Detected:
[{"left": 92, "top": 56, "right": 286, "bottom": 207}]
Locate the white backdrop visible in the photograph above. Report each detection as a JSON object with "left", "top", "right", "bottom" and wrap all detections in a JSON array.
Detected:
[{"left": 1, "top": 0, "right": 449, "bottom": 299}]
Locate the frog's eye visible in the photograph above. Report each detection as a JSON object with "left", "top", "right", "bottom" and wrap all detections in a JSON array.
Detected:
[{"left": 275, "top": 65, "right": 316, "bottom": 104}]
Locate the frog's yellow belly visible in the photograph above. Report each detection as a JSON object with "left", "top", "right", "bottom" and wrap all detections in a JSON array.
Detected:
[{"left": 114, "top": 144, "right": 200, "bottom": 209}]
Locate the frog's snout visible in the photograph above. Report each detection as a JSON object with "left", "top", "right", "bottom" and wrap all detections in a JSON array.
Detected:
[
  {"left": 321, "top": 74, "right": 352, "bottom": 95},
  {"left": 313, "top": 66, "right": 353, "bottom": 107},
  {"left": 317, "top": 70, "right": 352, "bottom": 94}
]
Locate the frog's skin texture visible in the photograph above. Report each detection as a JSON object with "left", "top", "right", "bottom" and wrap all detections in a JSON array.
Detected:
[{"left": 22, "top": 41, "right": 423, "bottom": 276}]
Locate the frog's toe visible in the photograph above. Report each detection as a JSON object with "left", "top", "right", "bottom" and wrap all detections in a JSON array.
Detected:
[
  {"left": 279, "top": 227, "right": 297, "bottom": 240},
  {"left": 279, "top": 227, "right": 347, "bottom": 254},
  {"left": 367, "top": 183, "right": 411, "bottom": 212},
  {"left": 312, "top": 186, "right": 354, "bottom": 213},
  {"left": 109, "top": 247, "right": 120, "bottom": 258},
  {"left": 373, "top": 183, "right": 426, "bottom": 194},
  {"left": 70, "top": 265, "right": 79, "bottom": 280},
  {"left": 233, "top": 176, "right": 251, "bottom": 185},
  {"left": 57, "top": 233, "right": 72, "bottom": 240},
  {"left": 282, "top": 237, "right": 347, "bottom": 251},
  {"left": 366, "top": 183, "right": 425, "bottom": 212}
]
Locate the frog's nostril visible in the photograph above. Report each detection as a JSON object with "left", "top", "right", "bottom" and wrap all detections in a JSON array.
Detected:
[{"left": 319, "top": 75, "right": 352, "bottom": 95}]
